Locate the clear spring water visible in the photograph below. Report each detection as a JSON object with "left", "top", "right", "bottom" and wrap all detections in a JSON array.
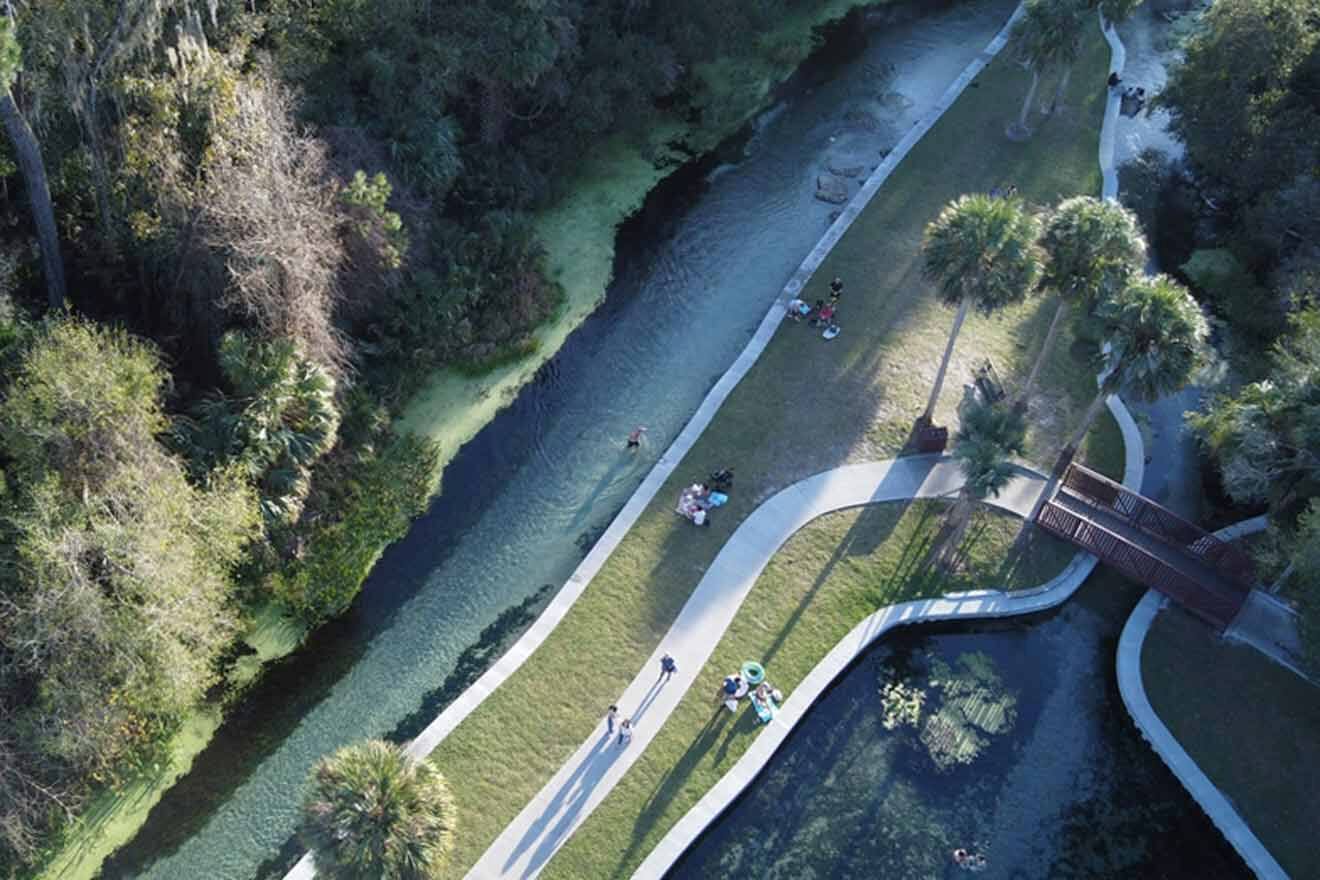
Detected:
[{"left": 105, "top": 3, "right": 1023, "bottom": 877}]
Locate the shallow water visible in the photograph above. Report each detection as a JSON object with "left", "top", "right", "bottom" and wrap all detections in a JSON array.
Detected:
[
  {"left": 1113, "top": 3, "right": 1190, "bottom": 167},
  {"left": 106, "top": 3, "right": 1022, "bottom": 877}
]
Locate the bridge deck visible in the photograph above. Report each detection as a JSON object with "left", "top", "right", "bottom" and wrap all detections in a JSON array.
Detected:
[{"left": 1047, "top": 489, "right": 1250, "bottom": 629}]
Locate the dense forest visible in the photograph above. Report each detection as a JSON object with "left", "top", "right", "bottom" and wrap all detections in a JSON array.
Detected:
[{"left": 0, "top": 0, "right": 875, "bottom": 871}]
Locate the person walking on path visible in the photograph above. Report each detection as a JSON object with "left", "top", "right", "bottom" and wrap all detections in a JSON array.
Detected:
[
  {"left": 617, "top": 718, "right": 634, "bottom": 747},
  {"left": 659, "top": 654, "right": 677, "bottom": 681},
  {"left": 626, "top": 425, "right": 646, "bottom": 450},
  {"left": 605, "top": 705, "right": 618, "bottom": 734}
]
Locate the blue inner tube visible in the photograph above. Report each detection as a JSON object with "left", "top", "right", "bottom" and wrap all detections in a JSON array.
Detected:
[{"left": 741, "top": 661, "right": 765, "bottom": 685}]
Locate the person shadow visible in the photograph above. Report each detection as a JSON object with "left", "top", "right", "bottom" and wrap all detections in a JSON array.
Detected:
[
  {"left": 502, "top": 730, "right": 620, "bottom": 873},
  {"left": 501, "top": 674, "right": 669, "bottom": 876}
]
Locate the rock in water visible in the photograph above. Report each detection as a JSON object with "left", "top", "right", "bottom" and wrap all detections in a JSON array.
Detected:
[
  {"left": 826, "top": 162, "right": 866, "bottom": 178},
  {"left": 815, "top": 174, "right": 850, "bottom": 204}
]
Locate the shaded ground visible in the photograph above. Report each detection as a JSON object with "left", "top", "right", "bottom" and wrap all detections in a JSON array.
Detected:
[
  {"left": 425, "top": 22, "right": 1117, "bottom": 879},
  {"left": 1142, "top": 605, "right": 1320, "bottom": 880}
]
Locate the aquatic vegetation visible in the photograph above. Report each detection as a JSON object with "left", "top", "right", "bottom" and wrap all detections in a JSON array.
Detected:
[{"left": 879, "top": 651, "right": 1018, "bottom": 771}]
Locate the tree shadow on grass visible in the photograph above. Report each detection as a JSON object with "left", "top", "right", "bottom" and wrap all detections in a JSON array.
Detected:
[
  {"left": 602, "top": 708, "right": 733, "bottom": 879},
  {"left": 759, "top": 499, "right": 911, "bottom": 670}
]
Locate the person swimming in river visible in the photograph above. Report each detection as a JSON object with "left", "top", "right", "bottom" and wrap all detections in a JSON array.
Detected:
[
  {"left": 951, "top": 849, "right": 987, "bottom": 872},
  {"left": 626, "top": 425, "right": 646, "bottom": 450}
]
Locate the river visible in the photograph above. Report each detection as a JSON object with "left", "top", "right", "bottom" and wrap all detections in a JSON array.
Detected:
[{"left": 102, "top": 2, "right": 1021, "bottom": 877}]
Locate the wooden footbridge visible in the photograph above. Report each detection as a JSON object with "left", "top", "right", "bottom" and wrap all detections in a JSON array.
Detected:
[{"left": 1035, "top": 463, "right": 1256, "bottom": 630}]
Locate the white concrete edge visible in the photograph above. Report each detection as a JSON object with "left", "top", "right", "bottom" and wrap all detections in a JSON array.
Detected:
[
  {"left": 1116, "top": 516, "right": 1287, "bottom": 880},
  {"left": 1098, "top": 10, "right": 1125, "bottom": 202},
  {"left": 632, "top": 552, "right": 1102, "bottom": 880},
  {"left": 631, "top": 14, "right": 1146, "bottom": 878}
]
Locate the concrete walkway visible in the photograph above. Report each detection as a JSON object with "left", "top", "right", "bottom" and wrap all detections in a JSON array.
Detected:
[
  {"left": 469, "top": 455, "right": 1051, "bottom": 879},
  {"left": 1117, "top": 519, "right": 1288, "bottom": 880}
]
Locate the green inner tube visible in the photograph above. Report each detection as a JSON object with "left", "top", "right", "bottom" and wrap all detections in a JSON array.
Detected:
[{"left": 741, "top": 661, "right": 765, "bottom": 684}]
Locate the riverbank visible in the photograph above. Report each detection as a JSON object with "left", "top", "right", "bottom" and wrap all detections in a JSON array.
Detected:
[
  {"left": 411, "top": 16, "right": 1117, "bottom": 879},
  {"left": 397, "top": 0, "right": 889, "bottom": 464},
  {"left": 33, "top": 5, "right": 898, "bottom": 879}
]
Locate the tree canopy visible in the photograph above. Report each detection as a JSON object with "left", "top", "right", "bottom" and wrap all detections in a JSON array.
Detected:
[
  {"left": 0, "top": 319, "right": 257, "bottom": 864},
  {"left": 300, "top": 740, "right": 457, "bottom": 880},
  {"left": 1190, "top": 308, "right": 1320, "bottom": 509},
  {"left": 1095, "top": 274, "right": 1209, "bottom": 401}
]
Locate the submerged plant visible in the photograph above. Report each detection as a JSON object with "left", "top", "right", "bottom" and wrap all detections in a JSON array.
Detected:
[{"left": 878, "top": 651, "right": 1017, "bottom": 772}]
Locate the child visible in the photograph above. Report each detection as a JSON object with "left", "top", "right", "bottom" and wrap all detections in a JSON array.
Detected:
[{"left": 617, "top": 718, "right": 634, "bottom": 747}]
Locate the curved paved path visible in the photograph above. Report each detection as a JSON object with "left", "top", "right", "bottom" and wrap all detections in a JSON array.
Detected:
[
  {"left": 1118, "top": 519, "right": 1287, "bottom": 880},
  {"left": 473, "top": 455, "right": 1055, "bottom": 879}
]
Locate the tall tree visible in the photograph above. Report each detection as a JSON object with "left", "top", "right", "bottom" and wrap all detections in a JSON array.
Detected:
[
  {"left": 1022, "top": 275, "right": 1207, "bottom": 532},
  {"left": 1010, "top": 0, "right": 1088, "bottom": 134},
  {"left": 1189, "top": 308, "right": 1320, "bottom": 509},
  {"left": 1067, "top": 274, "right": 1208, "bottom": 459},
  {"left": 919, "top": 193, "right": 1043, "bottom": 426},
  {"left": 0, "top": 319, "right": 258, "bottom": 864},
  {"left": 933, "top": 396, "right": 1027, "bottom": 570},
  {"left": 0, "top": 17, "right": 65, "bottom": 309},
  {"left": 178, "top": 330, "right": 340, "bottom": 523},
  {"left": 1018, "top": 196, "right": 1146, "bottom": 404},
  {"left": 1159, "top": 0, "right": 1320, "bottom": 204},
  {"left": 300, "top": 740, "right": 457, "bottom": 880}
]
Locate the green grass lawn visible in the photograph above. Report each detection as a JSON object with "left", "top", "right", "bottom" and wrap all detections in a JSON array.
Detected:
[
  {"left": 1142, "top": 606, "right": 1320, "bottom": 880},
  {"left": 545, "top": 501, "right": 1074, "bottom": 879},
  {"left": 425, "top": 25, "right": 1116, "bottom": 879}
]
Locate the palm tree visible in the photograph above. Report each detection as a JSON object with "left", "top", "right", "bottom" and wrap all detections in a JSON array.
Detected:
[
  {"left": 933, "top": 396, "right": 1028, "bottom": 570},
  {"left": 1010, "top": 0, "right": 1089, "bottom": 134},
  {"left": 1023, "top": 274, "right": 1208, "bottom": 527},
  {"left": 0, "top": 18, "right": 65, "bottom": 309},
  {"left": 177, "top": 330, "right": 340, "bottom": 521},
  {"left": 919, "top": 193, "right": 1043, "bottom": 427},
  {"left": 300, "top": 740, "right": 457, "bottom": 880},
  {"left": 1017, "top": 196, "right": 1146, "bottom": 404}
]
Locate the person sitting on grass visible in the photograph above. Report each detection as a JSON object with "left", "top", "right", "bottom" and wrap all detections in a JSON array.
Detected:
[{"left": 808, "top": 299, "right": 826, "bottom": 326}]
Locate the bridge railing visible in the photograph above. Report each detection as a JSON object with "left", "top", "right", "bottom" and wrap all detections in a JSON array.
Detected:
[
  {"left": 1037, "top": 501, "right": 1244, "bottom": 629},
  {"left": 1059, "top": 463, "right": 1256, "bottom": 588}
]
